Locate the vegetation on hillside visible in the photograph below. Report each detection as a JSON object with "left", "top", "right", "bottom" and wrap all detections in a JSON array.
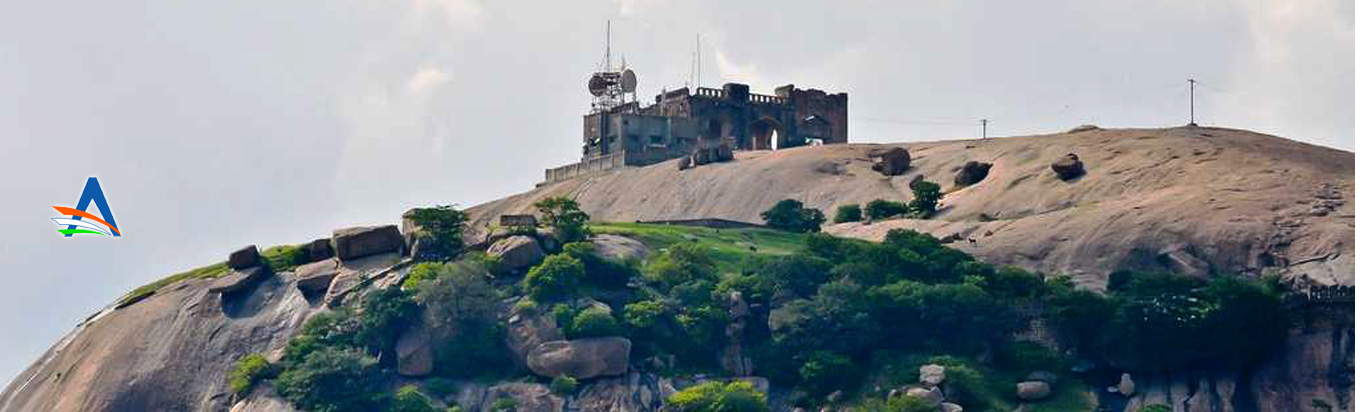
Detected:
[{"left": 200, "top": 197, "right": 1285, "bottom": 412}]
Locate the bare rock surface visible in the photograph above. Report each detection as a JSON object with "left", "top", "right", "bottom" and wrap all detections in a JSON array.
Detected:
[
  {"left": 466, "top": 127, "right": 1353, "bottom": 291},
  {"left": 228, "top": 245, "right": 261, "bottom": 269},
  {"left": 526, "top": 337, "right": 631, "bottom": 379},
  {"left": 332, "top": 225, "right": 404, "bottom": 261},
  {"left": 0, "top": 270, "right": 318, "bottom": 412},
  {"left": 488, "top": 235, "right": 545, "bottom": 272},
  {"left": 506, "top": 304, "right": 564, "bottom": 369}
]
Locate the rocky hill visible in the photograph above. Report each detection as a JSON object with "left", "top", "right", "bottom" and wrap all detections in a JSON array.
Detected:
[
  {"left": 1, "top": 126, "right": 1352, "bottom": 412},
  {"left": 468, "top": 126, "right": 1354, "bottom": 290}
]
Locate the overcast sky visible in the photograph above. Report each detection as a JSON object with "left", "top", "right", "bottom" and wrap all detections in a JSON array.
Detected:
[{"left": 0, "top": 0, "right": 1352, "bottom": 385}]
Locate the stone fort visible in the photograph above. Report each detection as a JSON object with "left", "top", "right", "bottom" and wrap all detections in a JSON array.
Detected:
[{"left": 544, "top": 74, "right": 848, "bottom": 183}]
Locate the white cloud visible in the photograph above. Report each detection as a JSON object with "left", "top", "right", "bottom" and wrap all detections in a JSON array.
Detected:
[{"left": 405, "top": 66, "right": 450, "bottom": 95}]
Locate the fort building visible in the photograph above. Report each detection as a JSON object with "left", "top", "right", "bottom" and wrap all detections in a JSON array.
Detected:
[{"left": 544, "top": 78, "right": 848, "bottom": 184}]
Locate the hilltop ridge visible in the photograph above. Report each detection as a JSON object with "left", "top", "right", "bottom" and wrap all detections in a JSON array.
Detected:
[{"left": 468, "top": 126, "right": 1354, "bottom": 289}]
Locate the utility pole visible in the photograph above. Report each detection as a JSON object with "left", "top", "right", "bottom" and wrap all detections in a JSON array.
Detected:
[
  {"left": 980, "top": 119, "right": 989, "bottom": 139},
  {"left": 1187, "top": 78, "right": 1197, "bottom": 126}
]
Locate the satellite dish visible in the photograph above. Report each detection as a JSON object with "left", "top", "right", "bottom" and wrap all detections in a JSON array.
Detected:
[
  {"left": 588, "top": 74, "right": 608, "bottom": 97},
  {"left": 620, "top": 69, "right": 637, "bottom": 93}
]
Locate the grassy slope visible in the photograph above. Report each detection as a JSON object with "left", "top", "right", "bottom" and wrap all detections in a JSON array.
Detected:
[
  {"left": 589, "top": 222, "right": 804, "bottom": 271},
  {"left": 117, "top": 245, "right": 305, "bottom": 307}
]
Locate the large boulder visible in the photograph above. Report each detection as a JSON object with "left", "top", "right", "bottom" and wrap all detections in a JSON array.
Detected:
[
  {"left": 570, "top": 372, "right": 675, "bottom": 412},
  {"left": 953, "top": 161, "right": 992, "bottom": 187},
  {"left": 1025, "top": 371, "right": 1059, "bottom": 385},
  {"left": 304, "top": 238, "right": 333, "bottom": 262},
  {"left": 208, "top": 266, "right": 269, "bottom": 294},
  {"left": 506, "top": 304, "right": 564, "bottom": 369},
  {"left": 919, "top": 364, "right": 946, "bottom": 387},
  {"left": 1118, "top": 372, "right": 1136, "bottom": 396},
  {"left": 293, "top": 259, "right": 339, "bottom": 295},
  {"left": 905, "top": 386, "right": 943, "bottom": 406},
  {"left": 527, "top": 337, "right": 631, "bottom": 379},
  {"left": 721, "top": 292, "right": 753, "bottom": 376},
  {"left": 677, "top": 156, "right": 693, "bottom": 171},
  {"left": 871, "top": 147, "right": 911, "bottom": 176},
  {"left": 591, "top": 234, "right": 648, "bottom": 262},
  {"left": 1050, "top": 153, "right": 1085, "bottom": 180},
  {"left": 332, "top": 225, "right": 404, "bottom": 261},
  {"left": 489, "top": 235, "right": 546, "bottom": 273},
  {"left": 939, "top": 402, "right": 963, "bottom": 412},
  {"left": 394, "top": 317, "right": 433, "bottom": 377},
  {"left": 1015, "top": 381, "right": 1052, "bottom": 400},
  {"left": 228, "top": 245, "right": 261, "bottom": 269}
]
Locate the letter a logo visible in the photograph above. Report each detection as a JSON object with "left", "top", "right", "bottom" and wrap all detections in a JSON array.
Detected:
[{"left": 51, "top": 177, "right": 122, "bottom": 237}]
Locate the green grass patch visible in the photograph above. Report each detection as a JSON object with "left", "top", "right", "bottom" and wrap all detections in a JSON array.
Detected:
[
  {"left": 116, "top": 244, "right": 307, "bottom": 308},
  {"left": 589, "top": 222, "right": 804, "bottom": 272}
]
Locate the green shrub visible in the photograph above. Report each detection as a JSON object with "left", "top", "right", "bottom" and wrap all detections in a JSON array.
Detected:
[
  {"left": 275, "top": 347, "right": 385, "bottom": 412},
  {"left": 1139, "top": 406, "right": 1172, "bottom": 412},
  {"left": 522, "top": 254, "right": 585, "bottom": 302},
  {"left": 760, "top": 199, "right": 826, "bottom": 233},
  {"left": 402, "top": 262, "right": 443, "bottom": 290},
  {"left": 534, "top": 197, "right": 592, "bottom": 244},
  {"left": 665, "top": 381, "right": 770, "bottom": 412},
  {"left": 415, "top": 262, "right": 497, "bottom": 331},
  {"left": 357, "top": 286, "right": 419, "bottom": 354},
  {"left": 433, "top": 322, "right": 508, "bottom": 378},
  {"left": 984, "top": 266, "right": 1045, "bottom": 299},
  {"left": 283, "top": 309, "right": 361, "bottom": 364},
  {"left": 864, "top": 199, "right": 910, "bottom": 220},
  {"left": 490, "top": 397, "right": 518, "bottom": 412},
  {"left": 798, "top": 351, "right": 857, "bottom": 397},
  {"left": 403, "top": 205, "right": 468, "bottom": 262},
  {"left": 644, "top": 243, "right": 718, "bottom": 289},
  {"left": 571, "top": 307, "right": 621, "bottom": 338},
  {"left": 563, "top": 242, "right": 637, "bottom": 288},
  {"left": 228, "top": 353, "right": 275, "bottom": 396},
  {"left": 550, "top": 375, "right": 579, "bottom": 395},
  {"left": 906, "top": 180, "right": 941, "bottom": 218},
  {"left": 833, "top": 204, "right": 863, "bottom": 223},
  {"left": 390, "top": 385, "right": 440, "bottom": 412}
]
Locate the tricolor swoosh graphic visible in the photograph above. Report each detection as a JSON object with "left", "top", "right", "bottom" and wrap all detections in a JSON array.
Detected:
[
  {"left": 51, "top": 206, "right": 121, "bottom": 235},
  {"left": 51, "top": 218, "right": 112, "bottom": 236}
]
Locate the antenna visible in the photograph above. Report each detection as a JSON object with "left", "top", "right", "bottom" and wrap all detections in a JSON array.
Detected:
[
  {"left": 1187, "top": 78, "right": 1197, "bottom": 126},
  {"left": 980, "top": 119, "right": 989, "bottom": 139},
  {"left": 696, "top": 34, "right": 701, "bottom": 88},
  {"left": 605, "top": 20, "right": 612, "bottom": 70}
]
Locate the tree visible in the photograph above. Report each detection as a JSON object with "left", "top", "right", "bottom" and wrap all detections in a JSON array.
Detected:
[
  {"left": 761, "top": 199, "right": 826, "bottom": 233},
  {"left": 415, "top": 262, "right": 497, "bottom": 332},
  {"left": 357, "top": 286, "right": 419, "bottom": 356},
  {"left": 799, "top": 351, "right": 857, "bottom": 397},
  {"left": 907, "top": 180, "right": 941, "bottom": 218},
  {"left": 403, "top": 205, "right": 468, "bottom": 262},
  {"left": 833, "top": 204, "right": 863, "bottom": 224},
  {"left": 563, "top": 242, "right": 637, "bottom": 288},
  {"left": 666, "top": 381, "right": 770, "bottom": 412},
  {"left": 522, "top": 254, "right": 585, "bottom": 302},
  {"left": 534, "top": 197, "right": 592, "bottom": 244},
  {"left": 851, "top": 395, "right": 937, "bottom": 412},
  {"left": 864, "top": 199, "right": 910, "bottom": 220},
  {"left": 275, "top": 347, "right": 385, "bottom": 412}
]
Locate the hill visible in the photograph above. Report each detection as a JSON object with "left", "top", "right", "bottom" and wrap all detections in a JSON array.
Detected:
[
  {"left": 1, "top": 126, "right": 1351, "bottom": 412},
  {"left": 468, "top": 126, "right": 1354, "bottom": 290}
]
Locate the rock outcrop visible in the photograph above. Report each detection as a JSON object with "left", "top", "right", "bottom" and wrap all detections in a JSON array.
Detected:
[
  {"left": 488, "top": 235, "right": 545, "bottom": 272},
  {"left": 332, "top": 225, "right": 404, "bottom": 261},
  {"left": 394, "top": 316, "right": 434, "bottom": 377},
  {"left": 1016, "top": 381, "right": 1052, "bottom": 400},
  {"left": 526, "top": 337, "right": 631, "bottom": 379},
  {"left": 871, "top": 147, "right": 911, "bottom": 176},
  {"left": 919, "top": 364, "right": 946, "bottom": 387},
  {"left": 453, "top": 382, "right": 564, "bottom": 412},
  {"left": 1050, "top": 153, "right": 1085, "bottom": 180},
  {"left": 293, "top": 259, "right": 339, "bottom": 295},
  {"left": 953, "top": 161, "right": 992, "bottom": 187},
  {"left": 208, "top": 266, "right": 270, "bottom": 295},
  {"left": 228, "top": 245, "right": 262, "bottom": 269},
  {"left": 506, "top": 304, "right": 564, "bottom": 369}
]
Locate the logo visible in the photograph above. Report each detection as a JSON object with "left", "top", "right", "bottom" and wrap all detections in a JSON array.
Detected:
[{"left": 51, "top": 177, "right": 122, "bottom": 237}]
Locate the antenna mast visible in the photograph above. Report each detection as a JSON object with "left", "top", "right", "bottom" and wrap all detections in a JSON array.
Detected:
[{"left": 1187, "top": 78, "right": 1197, "bottom": 126}]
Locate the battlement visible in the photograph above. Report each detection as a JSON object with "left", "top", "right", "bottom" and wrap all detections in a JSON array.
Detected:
[{"left": 544, "top": 78, "right": 848, "bottom": 184}]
